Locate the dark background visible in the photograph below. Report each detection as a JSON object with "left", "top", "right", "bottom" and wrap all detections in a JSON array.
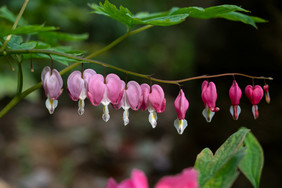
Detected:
[{"left": 0, "top": 0, "right": 281, "bottom": 187}]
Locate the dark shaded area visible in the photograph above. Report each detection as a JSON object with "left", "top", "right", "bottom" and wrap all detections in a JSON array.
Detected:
[{"left": 0, "top": 0, "right": 281, "bottom": 187}]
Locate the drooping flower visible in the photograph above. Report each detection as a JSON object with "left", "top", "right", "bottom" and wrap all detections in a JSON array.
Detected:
[
  {"left": 88, "top": 73, "right": 123, "bottom": 122},
  {"left": 67, "top": 69, "right": 96, "bottom": 115},
  {"left": 263, "top": 84, "right": 270, "bottom": 104},
  {"left": 106, "top": 168, "right": 198, "bottom": 188},
  {"left": 155, "top": 168, "right": 198, "bottom": 188},
  {"left": 41, "top": 66, "right": 63, "bottom": 114},
  {"left": 174, "top": 89, "right": 189, "bottom": 134},
  {"left": 106, "top": 169, "right": 149, "bottom": 188},
  {"left": 245, "top": 85, "right": 264, "bottom": 119},
  {"left": 201, "top": 81, "right": 220, "bottom": 122},
  {"left": 229, "top": 80, "right": 242, "bottom": 120},
  {"left": 140, "top": 84, "right": 166, "bottom": 128},
  {"left": 113, "top": 80, "right": 142, "bottom": 126}
]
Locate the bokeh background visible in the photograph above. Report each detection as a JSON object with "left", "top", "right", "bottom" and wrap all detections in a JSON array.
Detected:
[{"left": 0, "top": 0, "right": 281, "bottom": 187}]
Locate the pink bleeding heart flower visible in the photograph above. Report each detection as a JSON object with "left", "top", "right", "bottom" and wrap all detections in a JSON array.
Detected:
[
  {"left": 88, "top": 73, "right": 123, "bottom": 122},
  {"left": 263, "top": 84, "right": 270, "bottom": 104},
  {"left": 174, "top": 89, "right": 189, "bottom": 134},
  {"left": 41, "top": 66, "right": 63, "bottom": 114},
  {"left": 106, "top": 168, "right": 198, "bottom": 188},
  {"left": 245, "top": 85, "right": 264, "bottom": 119},
  {"left": 113, "top": 81, "right": 142, "bottom": 126},
  {"left": 229, "top": 80, "right": 242, "bottom": 120},
  {"left": 155, "top": 168, "right": 199, "bottom": 188},
  {"left": 140, "top": 84, "right": 166, "bottom": 128},
  {"left": 67, "top": 69, "right": 96, "bottom": 115},
  {"left": 106, "top": 169, "right": 149, "bottom": 188},
  {"left": 201, "top": 81, "right": 220, "bottom": 122}
]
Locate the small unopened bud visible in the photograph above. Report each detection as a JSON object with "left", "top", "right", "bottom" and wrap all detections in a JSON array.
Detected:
[{"left": 263, "top": 84, "right": 270, "bottom": 104}]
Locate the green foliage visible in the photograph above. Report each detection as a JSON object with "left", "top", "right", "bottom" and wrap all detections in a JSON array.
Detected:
[
  {"left": 89, "top": 0, "right": 266, "bottom": 28},
  {"left": 239, "top": 127, "right": 264, "bottom": 188},
  {"left": 194, "top": 128, "right": 264, "bottom": 188},
  {"left": 194, "top": 128, "right": 249, "bottom": 188}
]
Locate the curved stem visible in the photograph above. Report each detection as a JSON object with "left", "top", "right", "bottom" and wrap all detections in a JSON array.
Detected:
[
  {"left": 88, "top": 25, "right": 152, "bottom": 58},
  {"left": 0, "top": 0, "right": 29, "bottom": 51}
]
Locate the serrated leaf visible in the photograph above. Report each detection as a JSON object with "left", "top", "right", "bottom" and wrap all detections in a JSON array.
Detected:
[
  {"left": 194, "top": 128, "right": 249, "bottom": 188},
  {"left": 239, "top": 127, "right": 264, "bottom": 188},
  {"left": 89, "top": 1, "right": 265, "bottom": 28}
]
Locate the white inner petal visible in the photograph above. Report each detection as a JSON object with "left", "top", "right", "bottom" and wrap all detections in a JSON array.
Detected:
[
  {"left": 202, "top": 107, "right": 215, "bottom": 123},
  {"left": 252, "top": 105, "right": 259, "bottom": 120},
  {"left": 149, "top": 111, "right": 158, "bottom": 128},
  {"left": 78, "top": 99, "right": 85, "bottom": 115},
  {"left": 102, "top": 104, "right": 110, "bottom": 122},
  {"left": 174, "top": 119, "right": 188, "bottom": 135},
  {"left": 123, "top": 109, "right": 130, "bottom": 126},
  {"left": 45, "top": 98, "right": 58, "bottom": 114}
]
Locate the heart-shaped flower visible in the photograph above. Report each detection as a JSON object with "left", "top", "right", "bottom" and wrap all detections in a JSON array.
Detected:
[
  {"left": 229, "top": 80, "right": 242, "bottom": 120},
  {"left": 245, "top": 85, "right": 264, "bottom": 119}
]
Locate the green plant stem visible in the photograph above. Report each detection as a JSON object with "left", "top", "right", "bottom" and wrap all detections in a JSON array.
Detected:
[
  {"left": 0, "top": 0, "right": 29, "bottom": 51},
  {"left": 87, "top": 25, "right": 153, "bottom": 58},
  {"left": 17, "top": 62, "right": 23, "bottom": 94}
]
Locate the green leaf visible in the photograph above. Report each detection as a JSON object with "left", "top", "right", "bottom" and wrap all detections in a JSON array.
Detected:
[
  {"left": 194, "top": 128, "right": 249, "bottom": 188},
  {"left": 0, "top": 6, "right": 25, "bottom": 25},
  {"left": 239, "top": 128, "right": 264, "bottom": 188},
  {"left": 89, "top": 1, "right": 265, "bottom": 28},
  {"left": 11, "top": 25, "right": 57, "bottom": 35},
  {"left": 38, "top": 32, "right": 89, "bottom": 45},
  {"left": 204, "top": 149, "right": 245, "bottom": 188}
]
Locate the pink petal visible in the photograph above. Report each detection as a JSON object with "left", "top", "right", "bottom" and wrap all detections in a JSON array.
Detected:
[
  {"left": 83, "top": 69, "right": 96, "bottom": 84},
  {"left": 106, "top": 178, "right": 118, "bottom": 188},
  {"left": 140, "top": 84, "right": 150, "bottom": 111},
  {"left": 245, "top": 85, "right": 264, "bottom": 105},
  {"left": 149, "top": 84, "right": 166, "bottom": 113},
  {"left": 106, "top": 74, "right": 123, "bottom": 104},
  {"left": 201, "top": 81, "right": 219, "bottom": 112},
  {"left": 41, "top": 66, "right": 51, "bottom": 83},
  {"left": 88, "top": 74, "right": 106, "bottom": 106},
  {"left": 131, "top": 169, "right": 149, "bottom": 188},
  {"left": 155, "top": 168, "right": 198, "bottom": 188},
  {"left": 112, "top": 81, "right": 126, "bottom": 110},
  {"left": 229, "top": 80, "right": 242, "bottom": 105},
  {"left": 174, "top": 89, "right": 189, "bottom": 120},
  {"left": 263, "top": 84, "right": 270, "bottom": 104},
  {"left": 67, "top": 71, "right": 84, "bottom": 101},
  {"left": 43, "top": 68, "right": 63, "bottom": 100},
  {"left": 126, "top": 81, "right": 142, "bottom": 110}
]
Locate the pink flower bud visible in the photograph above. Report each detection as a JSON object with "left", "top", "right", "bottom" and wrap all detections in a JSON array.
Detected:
[
  {"left": 140, "top": 84, "right": 166, "bottom": 128},
  {"left": 229, "top": 80, "right": 242, "bottom": 120},
  {"left": 263, "top": 84, "right": 270, "bottom": 104},
  {"left": 174, "top": 89, "right": 189, "bottom": 134},
  {"left": 245, "top": 85, "right": 264, "bottom": 119},
  {"left": 41, "top": 66, "right": 63, "bottom": 114},
  {"left": 201, "top": 81, "right": 219, "bottom": 122},
  {"left": 88, "top": 73, "right": 123, "bottom": 122},
  {"left": 67, "top": 69, "right": 96, "bottom": 115}
]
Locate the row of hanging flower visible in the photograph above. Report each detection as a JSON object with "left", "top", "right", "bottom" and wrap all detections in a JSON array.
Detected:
[{"left": 41, "top": 66, "right": 270, "bottom": 134}]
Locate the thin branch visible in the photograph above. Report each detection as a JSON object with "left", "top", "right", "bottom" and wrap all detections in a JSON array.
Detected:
[{"left": 0, "top": 0, "right": 29, "bottom": 51}]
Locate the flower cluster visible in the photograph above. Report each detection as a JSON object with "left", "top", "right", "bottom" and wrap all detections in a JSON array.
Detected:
[
  {"left": 106, "top": 168, "right": 198, "bottom": 188},
  {"left": 41, "top": 67, "right": 270, "bottom": 134}
]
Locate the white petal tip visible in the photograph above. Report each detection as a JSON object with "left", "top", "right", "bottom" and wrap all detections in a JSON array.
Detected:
[
  {"left": 123, "top": 109, "right": 130, "bottom": 126},
  {"left": 78, "top": 100, "right": 85, "bottom": 115},
  {"left": 149, "top": 111, "right": 158, "bottom": 128},
  {"left": 202, "top": 108, "right": 215, "bottom": 123},
  {"left": 45, "top": 98, "right": 58, "bottom": 114},
  {"left": 174, "top": 119, "right": 188, "bottom": 135}
]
